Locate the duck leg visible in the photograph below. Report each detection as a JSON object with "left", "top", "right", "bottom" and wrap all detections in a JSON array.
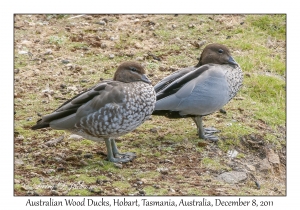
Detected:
[
  {"left": 104, "top": 138, "right": 135, "bottom": 163},
  {"left": 111, "top": 139, "right": 136, "bottom": 160},
  {"left": 192, "top": 116, "right": 219, "bottom": 141}
]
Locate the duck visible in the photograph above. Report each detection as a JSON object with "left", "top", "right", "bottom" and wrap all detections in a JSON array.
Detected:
[
  {"left": 32, "top": 61, "right": 156, "bottom": 163},
  {"left": 152, "top": 43, "right": 243, "bottom": 141}
]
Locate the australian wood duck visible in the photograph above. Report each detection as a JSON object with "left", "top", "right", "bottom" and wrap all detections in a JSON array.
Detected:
[
  {"left": 152, "top": 43, "right": 243, "bottom": 141},
  {"left": 32, "top": 61, "right": 156, "bottom": 162}
]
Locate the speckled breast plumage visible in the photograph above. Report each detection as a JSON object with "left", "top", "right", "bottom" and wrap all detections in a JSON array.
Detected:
[
  {"left": 224, "top": 64, "right": 243, "bottom": 100},
  {"left": 71, "top": 82, "right": 156, "bottom": 142}
]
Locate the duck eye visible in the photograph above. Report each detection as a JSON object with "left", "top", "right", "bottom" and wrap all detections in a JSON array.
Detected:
[
  {"left": 130, "top": 67, "right": 138, "bottom": 72},
  {"left": 218, "top": 49, "right": 224, "bottom": 54}
]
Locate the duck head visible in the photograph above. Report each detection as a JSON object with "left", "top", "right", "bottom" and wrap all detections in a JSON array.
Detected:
[
  {"left": 196, "top": 43, "right": 238, "bottom": 67},
  {"left": 113, "top": 61, "right": 151, "bottom": 84}
]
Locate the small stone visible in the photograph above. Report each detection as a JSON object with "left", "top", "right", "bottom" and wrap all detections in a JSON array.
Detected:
[
  {"left": 44, "top": 49, "right": 52, "bottom": 55},
  {"left": 172, "top": 24, "right": 177, "bottom": 28},
  {"left": 149, "top": 128, "right": 158, "bottom": 133},
  {"left": 100, "top": 43, "right": 107, "bottom": 49},
  {"left": 217, "top": 171, "right": 247, "bottom": 184},
  {"left": 136, "top": 57, "right": 143, "bottom": 61},
  {"left": 68, "top": 134, "right": 83, "bottom": 140},
  {"left": 18, "top": 50, "right": 28, "bottom": 55},
  {"left": 114, "top": 163, "right": 123, "bottom": 169},
  {"left": 98, "top": 161, "right": 104, "bottom": 167},
  {"left": 227, "top": 150, "right": 239, "bottom": 158},
  {"left": 61, "top": 59, "right": 70, "bottom": 64},
  {"left": 258, "top": 158, "right": 272, "bottom": 173},
  {"left": 109, "top": 54, "right": 115, "bottom": 59},
  {"left": 266, "top": 149, "right": 280, "bottom": 164},
  {"left": 15, "top": 135, "right": 25, "bottom": 141},
  {"left": 169, "top": 188, "right": 175, "bottom": 193},
  {"left": 79, "top": 160, "right": 88, "bottom": 166},
  {"left": 188, "top": 24, "right": 195, "bottom": 28},
  {"left": 26, "top": 117, "right": 32, "bottom": 121},
  {"left": 97, "top": 20, "right": 106, "bottom": 25},
  {"left": 157, "top": 167, "right": 169, "bottom": 175},
  {"left": 136, "top": 181, "right": 143, "bottom": 185},
  {"left": 45, "top": 169, "right": 56, "bottom": 174},
  {"left": 246, "top": 164, "right": 256, "bottom": 172},
  {"left": 15, "top": 158, "right": 24, "bottom": 165},
  {"left": 14, "top": 69, "right": 20, "bottom": 74}
]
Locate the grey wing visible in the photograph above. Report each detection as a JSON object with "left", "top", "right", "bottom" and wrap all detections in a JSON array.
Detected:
[
  {"left": 32, "top": 80, "right": 117, "bottom": 130},
  {"left": 154, "top": 66, "right": 195, "bottom": 93}
]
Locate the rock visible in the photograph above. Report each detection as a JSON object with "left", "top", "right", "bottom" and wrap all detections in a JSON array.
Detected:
[
  {"left": 172, "top": 24, "right": 177, "bottom": 29},
  {"left": 44, "top": 136, "right": 64, "bottom": 147},
  {"left": 18, "top": 50, "right": 28, "bottom": 55},
  {"left": 157, "top": 167, "right": 169, "bottom": 175},
  {"left": 100, "top": 43, "right": 107, "bottom": 49},
  {"left": 188, "top": 24, "right": 195, "bottom": 28},
  {"left": 15, "top": 135, "right": 25, "bottom": 141},
  {"left": 227, "top": 150, "right": 239, "bottom": 158},
  {"left": 169, "top": 188, "right": 175, "bottom": 193},
  {"left": 109, "top": 54, "right": 115, "bottom": 59},
  {"left": 258, "top": 158, "right": 272, "bottom": 173},
  {"left": 15, "top": 158, "right": 24, "bottom": 166},
  {"left": 97, "top": 20, "right": 106, "bottom": 25},
  {"left": 45, "top": 169, "right": 56, "bottom": 174},
  {"left": 79, "top": 160, "right": 88, "bottom": 166},
  {"left": 217, "top": 171, "right": 247, "bottom": 184},
  {"left": 266, "top": 149, "right": 280, "bottom": 164},
  {"left": 114, "top": 163, "right": 123, "bottom": 169},
  {"left": 44, "top": 49, "right": 52, "bottom": 55},
  {"left": 246, "top": 164, "right": 256, "bottom": 172},
  {"left": 61, "top": 59, "right": 70, "bottom": 64},
  {"left": 68, "top": 134, "right": 83, "bottom": 141}
]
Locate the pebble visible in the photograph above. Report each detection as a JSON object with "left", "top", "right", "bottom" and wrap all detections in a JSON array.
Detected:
[
  {"left": 157, "top": 167, "right": 169, "bottom": 175},
  {"left": 18, "top": 50, "right": 28, "bottom": 55},
  {"left": 61, "top": 59, "right": 70, "bottom": 64},
  {"left": 114, "top": 163, "right": 123, "bottom": 169},
  {"left": 14, "top": 69, "right": 20, "bottom": 74},
  {"left": 15, "top": 158, "right": 24, "bottom": 165},
  {"left": 109, "top": 54, "right": 115, "bottom": 59},
  {"left": 227, "top": 150, "right": 239, "bottom": 158},
  {"left": 97, "top": 20, "right": 106, "bottom": 25},
  {"left": 258, "top": 158, "right": 272, "bottom": 173},
  {"left": 100, "top": 43, "right": 107, "bottom": 49},
  {"left": 217, "top": 171, "right": 247, "bottom": 184},
  {"left": 79, "top": 160, "right": 88, "bottom": 166},
  {"left": 68, "top": 134, "right": 83, "bottom": 140},
  {"left": 44, "top": 49, "right": 52, "bottom": 55},
  {"left": 136, "top": 57, "right": 143, "bottom": 61}
]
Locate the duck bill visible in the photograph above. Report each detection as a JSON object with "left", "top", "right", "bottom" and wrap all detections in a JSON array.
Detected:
[
  {"left": 228, "top": 56, "right": 238, "bottom": 65},
  {"left": 141, "top": 74, "right": 152, "bottom": 84}
]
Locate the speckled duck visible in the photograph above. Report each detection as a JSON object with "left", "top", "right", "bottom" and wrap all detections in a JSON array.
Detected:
[
  {"left": 152, "top": 43, "right": 243, "bottom": 141},
  {"left": 32, "top": 61, "right": 156, "bottom": 163}
]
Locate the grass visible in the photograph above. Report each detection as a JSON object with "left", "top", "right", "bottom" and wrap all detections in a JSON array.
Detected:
[{"left": 14, "top": 14, "right": 286, "bottom": 196}]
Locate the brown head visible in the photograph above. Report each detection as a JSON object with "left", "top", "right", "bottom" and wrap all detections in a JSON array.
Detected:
[
  {"left": 195, "top": 43, "right": 238, "bottom": 67},
  {"left": 113, "top": 61, "right": 151, "bottom": 84}
]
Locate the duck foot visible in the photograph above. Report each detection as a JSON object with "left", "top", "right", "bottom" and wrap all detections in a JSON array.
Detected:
[
  {"left": 204, "top": 127, "right": 219, "bottom": 134},
  {"left": 104, "top": 138, "right": 136, "bottom": 163}
]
